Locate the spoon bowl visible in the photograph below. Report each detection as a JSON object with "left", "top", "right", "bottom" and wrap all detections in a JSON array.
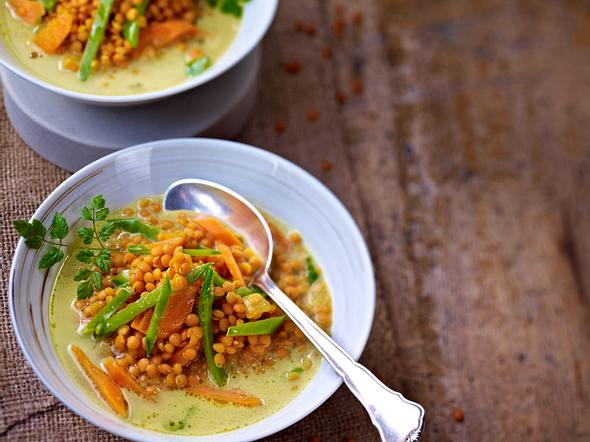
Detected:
[{"left": 164, "top": 178, "right": 426, "bottom": 442}]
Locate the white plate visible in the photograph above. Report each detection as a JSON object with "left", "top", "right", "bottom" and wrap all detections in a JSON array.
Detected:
[
  {"left": 9, "top": 138, "right": 376, "bottom": 441},
  {"left": 0, "top": 1, "right": 277, "bottom": 106}
]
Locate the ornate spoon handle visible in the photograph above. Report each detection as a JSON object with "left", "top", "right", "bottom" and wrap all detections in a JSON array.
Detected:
[{"left": 258, "top": 274, "right": 425, "bottom": 442}]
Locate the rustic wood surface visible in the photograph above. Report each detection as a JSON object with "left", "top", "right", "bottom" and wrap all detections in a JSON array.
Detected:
[{"left": 1, "top": 0, "right": 590, "bottom": 441}]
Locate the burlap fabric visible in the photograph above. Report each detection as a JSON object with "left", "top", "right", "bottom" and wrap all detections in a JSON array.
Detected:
[{"left": 0, "top": 1, "right": 382, "bottom": 440}]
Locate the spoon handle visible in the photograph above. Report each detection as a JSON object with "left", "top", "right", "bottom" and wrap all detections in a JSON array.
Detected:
[{"left": 257, "top": 274, "right": 425, "bottom": 442}]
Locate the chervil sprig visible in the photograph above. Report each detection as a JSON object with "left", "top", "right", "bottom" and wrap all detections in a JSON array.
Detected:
[{"left": 13, "top": 212, "right": 69, "bottom": 269}]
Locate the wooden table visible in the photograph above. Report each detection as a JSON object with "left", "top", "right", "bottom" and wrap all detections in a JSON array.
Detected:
[{"left": 1, "top": 0, "right": 589, "bottom": 440}]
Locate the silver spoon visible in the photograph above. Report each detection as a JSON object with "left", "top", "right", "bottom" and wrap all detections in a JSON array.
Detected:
[{"left": 164, "top": 178, "right": 425, "bottom": 442}]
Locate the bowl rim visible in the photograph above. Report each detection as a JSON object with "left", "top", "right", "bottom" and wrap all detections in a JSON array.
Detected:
[
  {"left": 8, "top": 138, "right": 376, "bottom": 441},
  {"left": 0, "top": 1, "right": 278, "bottom": 105}
]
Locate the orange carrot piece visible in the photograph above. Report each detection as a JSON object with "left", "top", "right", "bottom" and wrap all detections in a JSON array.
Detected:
[
  {"left": 131, "top": 308, "right": 153, "bottom": 334},
  {"left": 217, "top": 242, "right": 244, "bottom": 286},
  {"left": 197, "top": 217, "right": 241, "bottom": 246},
  {"left": 103, "top": 357, "right": 155, "bottom": 400},
  {"left": 8, "top": 0, "right": 44, "bottom": 24},
  {"left": 186, "top": 384, "right": 263, "bottom": 407},
  {"left": 70, "top": 346, "right": 128, "bottom": 418},
  {"left": 139, "top": 20, "right": 198, "bottom": 49},
  {"left": 32, "top": 13, "right": 72, "bottom": 53},
  {"left": 158, "top": 285, "right": 197, "bottom": 337},
  {"left": 146, "top": 236, "right": 183, "bottom": 250}
]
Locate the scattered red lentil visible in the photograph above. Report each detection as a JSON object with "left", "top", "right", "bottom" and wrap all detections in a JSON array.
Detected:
[
  {"left": 307, "top": 108, "right": 319, "bottom": 122},
  {"left": 332, "top": 18, "right": 346, "bottom": 38},
  {"left": 344, "top": 438, "right": 356, "bottom": 442},
  {"left": 306, "top": 24, "right": 317, "bottom": 37},
  {"left": 321, "top": 160, "right": 333, "bottom": 171},
  {"left": 336, "top": 91, "right": 348, "bottom": 104},
  {"left": 321, "top": 46, "right": 333, "bottom": 60},
  {"left": 452, "top": 408, "right": 465, "bottom": 422},
  {"left": 351, "top": 11, "right": 363, "bottom": 26},
  {"left": 351, "top": 80, "right": 364, "bottom": 94},
  {"left": 294, "top": 19, "right": 305, "bottom": 31},
  {"left": 283, "top": 60, "right": 301, "bottom": 74},
  {"left": 275, "top": 120, "right": 287, "bottom": 134},
  {"left": 309, "top": 437, "right": 320, "bottom": 442}
]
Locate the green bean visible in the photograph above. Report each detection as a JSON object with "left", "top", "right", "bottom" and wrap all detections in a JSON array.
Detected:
[
  {"left": 199, "top": 267, "right": 227, "bottom": 386},
  {"left": 81, "top": 287, "right": 132, "bottom": 336},
  {"left": 79, "top": 0, "right": 114, "bottom": 81},
  {"left": 96, "top": 282, "right": 164, "bottom": 336},
  {"left": 235, "top": 286, "right": 267, "bottom": 298},
  {"left": 145, "top": 276, "right": 171, "bottom": 356},
  {"left": 305, "top": 256, "right": 319, "bottom": 284},
  {"left": 226, "top": 316, "right": 286, "bottom": 336},
  {"left": 186, "top": 263, "right": 226, "bottom": 286},
  {"left": 108, "top": 218, "right": 159, "bottom": 240},
  {"left": 122, "top": 0, "right": 150, "bottom": 48},
  {"left": 184, "top": 248, "right": 220, "bottom": 257}
]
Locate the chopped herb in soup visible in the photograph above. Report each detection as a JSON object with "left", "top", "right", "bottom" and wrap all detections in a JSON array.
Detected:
[
  {"left": 14, "top": 194, "right": 332, "bottom": 435},
  {"left": 0, "top": 0, "right": 243, "bottom": 94}
]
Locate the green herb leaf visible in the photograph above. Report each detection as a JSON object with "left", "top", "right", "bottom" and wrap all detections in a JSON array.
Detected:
[
  {"left": 77, "top": 279, "right": 94, "bottom": 300},
  {"left": 76, "top": 249, "right": 95, "bottom": 264},
  {"left": 13, "top": 220, "right": 33, "bottom": 237},
  {"left": 74, "top": 269, "right": 92, "bottom": 281},
  {"left": 91, "top": 271, "right": 103, "bottom": 290},
  {"left": 91, "top": 194, "right": 106, "bottom": 210},
  {"left": 24, "top": 237, "right": 44, "bottom": 249},
  {"left": 81, "top": 206, "right": 93, "bottom": 221},
  {"left": 95, "top": 207, "right": 110, "bottom": 221},
  {"left": 31, "top": 219, "right": 47, "bottom": 238},
  {"left": 39, "top": 246, "right": 64, "bottom": 269},
  {"left": 77, "top": 227, "right": 94, "bottom": 245},
  {"left": 95, "top": 249, "right": 111, "bottom": 273},
  {"left": 99, "top": 221, "right": 116, "bottom": 241},
  {"left": 50, "top": 212, "right": 69, "bottom": 240},
  {"left": 127, "top": 244, "right": 150, "bottom": 255}
]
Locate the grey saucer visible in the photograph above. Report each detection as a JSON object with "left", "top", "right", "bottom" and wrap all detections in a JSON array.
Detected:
[{"left": 1, "top": 46, "right": 260, "bottom": 172}]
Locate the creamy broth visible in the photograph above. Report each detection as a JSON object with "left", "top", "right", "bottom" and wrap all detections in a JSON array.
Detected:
[
  {"left": 49, "top": 200, "right": 331, "bottom": 435},
  {"left": 0, "top": 6, "right": 240, "bottom": 95}
]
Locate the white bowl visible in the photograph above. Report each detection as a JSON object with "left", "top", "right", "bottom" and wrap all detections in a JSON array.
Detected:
[
  {"left": 0, "top": 1, "right": 277, "bottom": 106},
  {"left": 9, "top": 138, "right": 376, "bottom": 441}
]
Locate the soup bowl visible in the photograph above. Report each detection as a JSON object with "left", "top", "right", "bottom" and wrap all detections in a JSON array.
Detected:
[
  {"left": 9, "top": 138, "right": 376, "bottom": 441},
  {"left": 0, "top": 1, "right": 277, "bottom": 106}
]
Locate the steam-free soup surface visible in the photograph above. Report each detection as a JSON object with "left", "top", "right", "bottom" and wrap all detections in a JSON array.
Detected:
[{"left": 0, "top": 7, "right": 239, "bottom": 95}]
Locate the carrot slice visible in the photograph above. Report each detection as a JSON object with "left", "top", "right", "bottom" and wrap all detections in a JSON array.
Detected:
[
  {"left": 197, "top": 217, "right": 241, "bottom": 246},
  {"left": 8, "top": 0, "right": 44, "bottom": 24},
  {"left": 146, "top": 236, "right": 183, "bottom": 250},
  {"left": 139, "top": 20, "right": 198, "bottom": 49},
  {"left": 131, "top": 308, "right": 153, "bottom": 334},
  {"left": 217, "top": 242, "right": 244, "bottom": 286},
  {"left": 103, "top": 357, "right": 155, "bottom": 400},
  {"left": 186, "top": 384, "right": 263, "bottom": 407},
  {"left": 32, "top": 13, "right": 72, "bottom": 53},
  {"left": 70, "top": 346, "right": 128, "bottom": 418},
  {"left": 158, "top": 285, "right": 197, "bottom": 337}
]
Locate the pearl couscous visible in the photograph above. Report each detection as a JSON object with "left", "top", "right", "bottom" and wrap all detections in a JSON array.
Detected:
[{"left": 48, "top": 195, "right": 332, "bottom": 434}]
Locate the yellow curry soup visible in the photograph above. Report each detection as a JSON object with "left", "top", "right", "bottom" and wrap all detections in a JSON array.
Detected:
[
  {"left": 47, "top": 195, "right": 332, "bottom": 435},
  {"left": 1, "top": 0, "right": 241, "bottom": 94}
]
